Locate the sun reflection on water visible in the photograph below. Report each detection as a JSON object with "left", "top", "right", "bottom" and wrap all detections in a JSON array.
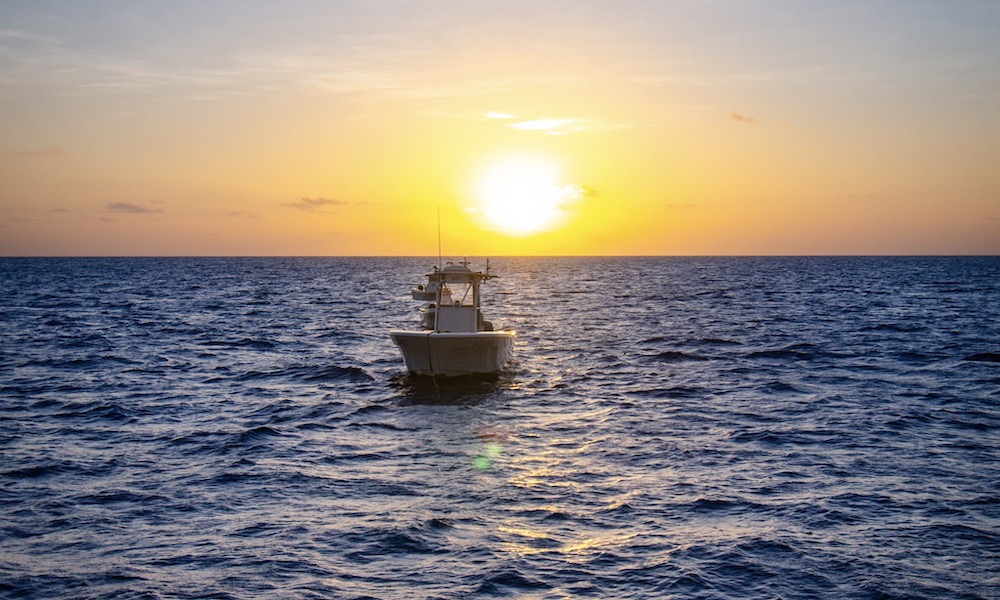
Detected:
[
  {"left": 497, "top": 521, "right": 638, "bottom": 560},
  {"left": 474, "top": 415, "right": 645, "bottom": 565}
]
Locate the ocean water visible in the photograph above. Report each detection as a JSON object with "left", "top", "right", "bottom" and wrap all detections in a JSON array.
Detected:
[{"left": 1, "top": 256, "right": 998, "bottom": 600}]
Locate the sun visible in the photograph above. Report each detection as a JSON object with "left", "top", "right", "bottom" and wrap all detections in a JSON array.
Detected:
[{"left": 472, "top": 157, "right": 581, "bottom": 236}]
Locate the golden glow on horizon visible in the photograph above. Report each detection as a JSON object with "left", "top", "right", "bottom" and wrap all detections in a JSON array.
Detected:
[{"left": 470, "top": 157, "right": 583, "bottom": 237}]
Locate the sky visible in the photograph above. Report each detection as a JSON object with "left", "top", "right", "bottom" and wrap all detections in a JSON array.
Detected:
[{"left": 2, "top": 0, "right": 999, "bottom": 256}]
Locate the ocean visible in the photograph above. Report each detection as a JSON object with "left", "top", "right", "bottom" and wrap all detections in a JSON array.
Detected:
[{"left": 1, "top": 256, "right": 997, "bottom": 599}]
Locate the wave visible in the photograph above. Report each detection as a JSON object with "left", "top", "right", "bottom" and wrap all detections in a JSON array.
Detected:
[
  {"left": 964, "top": 352, "right": 1000, "bottom": 363},
  {"left": 641, "top": 336, "right": 742, "bottom": 347},
  {"left": 235, "top": 425, "right": 282, "bottom": 443},
  {"left": 748, "top": 345, "right": 824, "bottom": 361},
  {"left": 759, "top": 380, "right": 807, "bottom": 394},
  {"left": 301, "top": 365, "right": 375, "bottom": 382},
  {"left": 861, "top": 323, "right": 925, "bottom": 333},
  {"left": 198, "top": 337, "right": 278, "bottom": 350},
  {"left": 3, "top": 462, "right": 73, "bottom": 479},
  {"left": 222, "top": 364, "right": 375, "bottom": 383},
  {"left": 473, "top": 568, "right": 550, "bottom": 596},
  {"left": 647, "top": 350, "right": 709, "bottom": 363},
  {"left": 49, "top": 400, "right": 134, "bottom": 423},
  {"left": 630, "top": 385, "right": 707, "bottom": 399}
]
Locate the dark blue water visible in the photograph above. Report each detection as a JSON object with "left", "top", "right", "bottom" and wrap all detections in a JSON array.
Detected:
[{"left": 1, "top": 257, "right": 998, "bottom": 599}]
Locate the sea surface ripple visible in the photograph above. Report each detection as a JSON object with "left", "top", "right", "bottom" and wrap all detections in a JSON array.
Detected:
[{"left": 1, "top": 256, "right": 998, "bottom": 599}]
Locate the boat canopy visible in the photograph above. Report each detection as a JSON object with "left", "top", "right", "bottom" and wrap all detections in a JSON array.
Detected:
[{"left": 426, "top": 262, "right": 497, "bottom": 285}]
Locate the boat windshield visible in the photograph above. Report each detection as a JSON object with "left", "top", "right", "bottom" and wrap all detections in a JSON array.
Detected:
[{"left": 439, "top": 283, "right": 475, "bottom": 306}]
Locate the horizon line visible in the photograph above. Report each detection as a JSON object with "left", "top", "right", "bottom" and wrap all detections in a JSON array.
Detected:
[{"left": 2, "top": 254, "right": 998, "bottom": 259}]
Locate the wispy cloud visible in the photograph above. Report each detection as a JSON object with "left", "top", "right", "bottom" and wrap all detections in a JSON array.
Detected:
[
  {"left": 509, "top": 118, "right": 574, "bottom": 133},
  {"left": 0, "top": 10, "right": 727, "bottom": 113},
  {"left": 730, "top": 113, "right": 756, "bottom": 124},
  {"left": 486, "top": 112, "right": 632, "bottom": 135},
  {"left": 105, "top": 202, "right": 163, "bottom": 214},
  {"left": 282, "top": 196, "right": 347, "bottom": 212},
  {"left": 0, "top": 24, "right": 246, "bottom": 100},
  {"left": 12, "top": 145, "right": 65, "bottom": 157}
]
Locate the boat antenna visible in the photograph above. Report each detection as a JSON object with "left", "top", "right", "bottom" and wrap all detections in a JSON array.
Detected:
[{"left": 437, "top": 204, "right": 443, "bottom": 270}]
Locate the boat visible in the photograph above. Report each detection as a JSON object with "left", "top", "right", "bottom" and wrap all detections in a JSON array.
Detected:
[
  {"left": 390, "top": 260, "right": 516, "bottom": 377},
  {"left": 410, "top": 279, "right": 438, "bottom": 301}
]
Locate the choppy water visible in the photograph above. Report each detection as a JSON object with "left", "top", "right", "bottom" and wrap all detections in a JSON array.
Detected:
[{"left": 1, "top": 256, "right": 998, "bottom": 599}]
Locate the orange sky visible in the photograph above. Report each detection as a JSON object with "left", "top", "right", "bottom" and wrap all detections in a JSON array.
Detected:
[{"left": 2, "top": 1, "right": 999, "bottom": 256}]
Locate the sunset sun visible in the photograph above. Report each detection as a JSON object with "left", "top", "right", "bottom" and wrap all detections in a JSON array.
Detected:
[{"left": 472, "top": 158, "right": 581, "bottom": 236}]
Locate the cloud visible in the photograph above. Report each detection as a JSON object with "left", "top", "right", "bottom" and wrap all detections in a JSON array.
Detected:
[
  {"left": 225, "top": 210, "right": 259, "bottom": 219},
  {"left": 282, "top": 196, "right": 347, "bottom": 211},
  {"left": 730, "top": 113, "right": 755, "bottom": 124},
  {"left": 104, "top": 202, "right": 163, "bottom": 214},
  {"left": 489, "top": 113, "right": 634, "bottom": 135},
  {"left": 12, "top": 146, "right": 65, "bottom": 157},
  {"left": 509, "top": 118, "right": 573, "bottom": 132}
]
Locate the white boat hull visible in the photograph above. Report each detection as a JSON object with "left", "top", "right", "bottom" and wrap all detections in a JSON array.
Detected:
[{"left": 389, "top": 330, "right": 515, "bottom": 377}]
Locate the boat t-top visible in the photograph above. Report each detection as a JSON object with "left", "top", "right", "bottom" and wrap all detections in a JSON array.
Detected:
[{"left": 389, "top": 260, "right": 515, "bottom": 377}]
